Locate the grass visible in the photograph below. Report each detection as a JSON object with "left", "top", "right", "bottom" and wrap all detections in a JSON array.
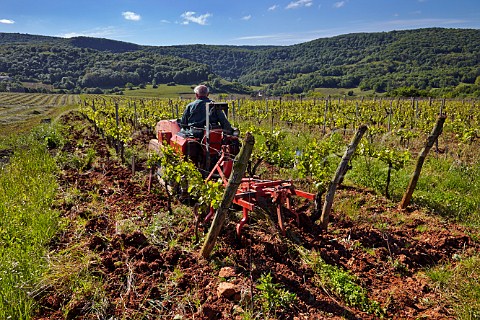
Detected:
[
  {"left": 426, "top": 255, "right": 480, "bottom": 319},
  {"left": 334, "top": 193, "right": 367, "bottom": 221},
  {"left": 347, "top": 155, "right": 480, "bottom": 230},
  {"left": 144, "top": 204, "right": 199, "bottom": 251},
  {"left": 414, "top": 157, "right": 480, "bottom": 226},
  {"left": 0, "top": 124, "right": 62, "bottom": 319},
  {"left": 38, "top": 243, "right": 108, "bottom": 319}
]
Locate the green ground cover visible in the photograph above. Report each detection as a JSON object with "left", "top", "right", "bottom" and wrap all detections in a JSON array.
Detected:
[{"left": 0, "top": 125, "right": 62, "bottom": 319}]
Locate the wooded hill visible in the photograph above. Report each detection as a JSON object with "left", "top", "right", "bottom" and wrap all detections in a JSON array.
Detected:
[{"left": 1, "top": 28, "right": 479, "bottom": 96}]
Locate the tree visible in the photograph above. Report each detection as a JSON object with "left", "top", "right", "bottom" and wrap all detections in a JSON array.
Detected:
[{"left": 475, "top": 76, "right": 480, "bottom": 86}]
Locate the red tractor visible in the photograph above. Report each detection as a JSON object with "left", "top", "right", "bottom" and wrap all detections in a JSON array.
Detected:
[
  {"left": 148, "top": 103, "right": 240, "bottom": 182},
  {"left": 149, "top": 102, "right": 317, "bottom": 237}
]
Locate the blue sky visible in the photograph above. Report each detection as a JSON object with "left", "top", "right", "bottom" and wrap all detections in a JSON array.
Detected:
[{"left": 1, "top": 0, "right": 479, "bottom": 46}]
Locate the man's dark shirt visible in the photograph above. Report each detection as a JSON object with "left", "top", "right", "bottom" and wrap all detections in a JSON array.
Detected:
[{"left": 180, "top": 97, "right": 232, "bottom": 133}]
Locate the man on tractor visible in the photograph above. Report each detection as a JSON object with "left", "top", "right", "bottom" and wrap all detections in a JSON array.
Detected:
[{"left": 179, "top": 84, "right": 233, "bottom": 137}]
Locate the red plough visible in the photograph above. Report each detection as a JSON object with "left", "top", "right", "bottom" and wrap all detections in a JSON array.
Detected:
[{"left": 230, "top": 178, "right": 315, "bottom": 237}]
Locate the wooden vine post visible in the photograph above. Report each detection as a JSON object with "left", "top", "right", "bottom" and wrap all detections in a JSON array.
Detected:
[
  {"left": 200, "top": 132, "right": 255, "bottom": 258},
  {"left": 322, "top": 97, "right": 328, "bottom": 134},
  {"left": 320, "top": 125, "right": 368, "bottom": 230},
  {"left": 398, "top": 115, "right": 447, "bottom": 210},
  {"left": 114, "top": 102, "right": 120, "bottom": 154}
]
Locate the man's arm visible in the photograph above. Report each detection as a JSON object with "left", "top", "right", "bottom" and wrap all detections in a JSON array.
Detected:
[
  {"left": 180, "top": 104, "right": 191, "bottom": 126},
  {"left": 216, "top": 109, "right": 233, "bottom": 133}
]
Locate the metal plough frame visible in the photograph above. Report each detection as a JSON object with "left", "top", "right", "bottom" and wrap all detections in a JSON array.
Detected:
[{"left": 206, "top": 152, "right": 316, "bottom": 237}]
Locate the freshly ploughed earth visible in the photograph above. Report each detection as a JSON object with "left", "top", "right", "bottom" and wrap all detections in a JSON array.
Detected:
[{"left": 35, "top": 112, "right": 478, "bottom": 319}]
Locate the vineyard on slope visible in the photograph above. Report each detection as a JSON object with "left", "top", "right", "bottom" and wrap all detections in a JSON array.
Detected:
[
  {"left": 79, "top": 95, "right": 479, "bottom": 225},
  {"left": 2, "top": 94, "right": 478, "bottom": 319},
  {"left": 30, "top": 107, "right": 478, "bottom": 319}
]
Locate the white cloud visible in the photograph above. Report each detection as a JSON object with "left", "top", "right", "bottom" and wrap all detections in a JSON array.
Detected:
[
  {"left": 333, "top": 1, "right": 345, "bottom": 8},
  {"left": 58, "top": 26, "right": 118, "bottom": 38},
  {"left": 122, "top": 11, "right": 141, "bottom": 21},
  {"left": 233, "top": 26, "right": 359, "bottom": 45},
  {"left": 0, "top": 19, "right": 15, "bottom": 24},
  {"left": 181, "top": 11, "right": 212, "bottom": 25},
  {"left": 268, "top": 4, "right": 279, "bottom": 11},
  {"left": 234, "top": 31, "right": 319, "bottom": 45},
  {"left": 232, "top": 17, "right": 471, "bottom": 45},
  {"left": 286, "top": 0, "right": 313, "bottom": 9},
  {"left": 385, "top": 18, "right": 466, "bottom": 27},
  {"left": 160, "top": 19, "right": 170, "bottom": 24},
  {"left": 235, "top": 35, "right": 278, "bottom": 40},
  {"left": 241, "top": 15, "right": 252, "bottom": 21}
]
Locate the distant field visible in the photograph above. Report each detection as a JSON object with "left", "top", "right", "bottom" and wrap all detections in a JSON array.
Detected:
[
  {"left": 0, "top": 88, "right": 235, "bottom": 137},
  {"left": 1, "top": 88, "right": 380, "bottom": 137},
  {"left": 0, "top": 92, "right": 80, "bottom": 136},
  {"left": 121, "top": 84, "right": 196, "bottom": 98},
  {"left": 313, "top": 87, "right": 380, "bottom": 97},
  {"left": 119, "top": 84, "right": 254, "bottom": 101}
]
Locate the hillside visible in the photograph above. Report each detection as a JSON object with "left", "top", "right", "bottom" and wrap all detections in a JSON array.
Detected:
[
  {"left": 0, "top": 33, "right": 63, "bottom": 45},
  {"left": 0, "top": 28, "right": 479, "bottom": 96},
  {"left": 0, "top": 39, "right": 212, "bottom": 93}
]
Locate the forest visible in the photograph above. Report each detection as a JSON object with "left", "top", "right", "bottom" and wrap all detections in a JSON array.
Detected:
[{"left": 0, "top": 28, "right": 479, "bottom": 97}]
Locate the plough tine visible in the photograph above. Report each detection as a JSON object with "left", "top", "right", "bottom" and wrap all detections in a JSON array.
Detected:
[
  {"left": 204, "top": 207, "right": 215, "bottom": 223},
  {"left": 236, "top": 207, "right": 249, "bottom": 238},
  {"left": 276, "top": 203, "right": 286, "bottom": 236},
  {"left": 285, "top": 195, "right": 300, "bottom": 225}
]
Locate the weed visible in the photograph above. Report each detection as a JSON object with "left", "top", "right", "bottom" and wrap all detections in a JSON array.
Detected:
[
  {"left": 335, "top": 196, "right": 362, "bottom": 221},
  {"left": 168, "top": 238, "right": 179, "bottom": 249},
  {"left": 82, "top": 147, "right": 97, "bottom": 170},
  {"left": 375, "top": 221, "right": 390, "bottom": 233},
  {"left": 170, "top": 267, "right": 184, "bottom": 285},
  {"left": 415, "top": 224, "right": 429, "bottom": 233},
  {"left": 145, "top": 207, "right": 192, "bottom": 249},
  {"left": 58, "top": 186, "right": 83, "bottom": 210},
  {"left": 255, "top": 272, "right": 296, "bottom": 317},
  {"left": 364, "top": 247, "right": 377, "bottom": 256},
  {"left": 302, "top": 249, "right": 385, "bottom": 317},
  {"left": 389, "top": 257, "right": 409, "bottom": 275},
  {"left": 32, "top": 123, "right": 66, "bottom": 150},
  {"left": 115, "top": 218, "right": 139, "bottom": 235},
  {"left": 350, "top": 240, "right": 363, "bottom": 250},
  {"left": 63, "top": 276, "right": 108, "bottom": 319}
]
